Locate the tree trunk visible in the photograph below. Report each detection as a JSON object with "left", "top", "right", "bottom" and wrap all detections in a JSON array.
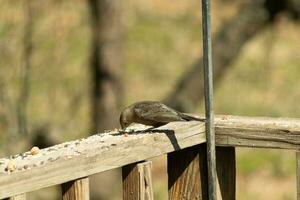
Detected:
[
  {"left": 88, "top": 0, "right": 123, "bottom": 133},
  {"left": 164, "top": 0, "right": 270, "bottom": 112},
  {"left": 17, "top": 0, "right": 33, "bottom": 137}
]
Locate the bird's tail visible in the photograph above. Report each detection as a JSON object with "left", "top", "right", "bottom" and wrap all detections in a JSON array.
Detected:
[{"left": 179, "top": 113, "right": 205, "bottom": 122}]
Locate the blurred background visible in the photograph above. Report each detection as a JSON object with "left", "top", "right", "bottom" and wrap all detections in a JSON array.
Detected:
[{"left": 0, "top": 0, "right": 299, "bottom": 199}]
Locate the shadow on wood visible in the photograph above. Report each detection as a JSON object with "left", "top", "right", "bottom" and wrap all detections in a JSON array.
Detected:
[
  {"left": 216, "top": 146, "right": 236, "bottom": 200},
  {"left": 168, "top": 144, "right": 209, "bottom": 200},
  {"left": 122, "top": 161, "right": 153, "bottom": 200},
  {"left": 61, "top": 177, "right": 89, "bottom": 200}
]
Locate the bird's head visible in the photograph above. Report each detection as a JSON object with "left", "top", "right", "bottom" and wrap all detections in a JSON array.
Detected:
[{"left": 119, "top": 107, "right": 134, "bottom": 129}]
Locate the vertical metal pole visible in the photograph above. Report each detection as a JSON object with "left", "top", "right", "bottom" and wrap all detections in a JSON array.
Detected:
[{"left": 201, "top": 0, "right": 217, "bottom": 199}]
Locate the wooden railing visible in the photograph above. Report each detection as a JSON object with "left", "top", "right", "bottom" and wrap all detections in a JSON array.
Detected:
[{"left": 0, "top": 115, "right": 299, "bottom": 200}]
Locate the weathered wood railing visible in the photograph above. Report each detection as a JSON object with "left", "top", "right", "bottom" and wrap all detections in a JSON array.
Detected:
[{"left": 0, "top": 115, "right": 299, "bottom": 200}]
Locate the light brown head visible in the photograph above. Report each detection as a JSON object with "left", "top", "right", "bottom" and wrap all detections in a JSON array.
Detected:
[{"left": 119, "top": 106, "right": 135, "bottom": 129}]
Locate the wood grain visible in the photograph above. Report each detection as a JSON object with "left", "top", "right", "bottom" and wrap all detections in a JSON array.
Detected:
[
  {"left": 0, "top": 115, "right": 299, "bottom": 198},
  {"left": 297, "top": 152, "right": 300, "bottom": 200},
  {"left": 122, "top": 161, "right": 153, "bottom": 200},
  {"left": 0, "top": 121, "right": 205, "bottom": 199},
  {"left": 168, "top": 144, "right": 208, "bottom": 200},
  {"left": 61, "top": 177, "right": 89, "bottom": 200},
  {"left": 4, "top": 194, "right": 26, "bottom": 200},
  {"left": 216, "top": 147, "right": 236, "bottom": 200},
  {"left": 138, "top": 161, "right": 153, "bottom": 200},
  {"left": 215, "top": 115, "right": 300, "bottom": 149}
]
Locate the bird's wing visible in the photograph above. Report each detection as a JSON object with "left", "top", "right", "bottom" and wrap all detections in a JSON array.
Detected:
[{"left": 133, "top": 102, "right": 183, "bottom": 123}]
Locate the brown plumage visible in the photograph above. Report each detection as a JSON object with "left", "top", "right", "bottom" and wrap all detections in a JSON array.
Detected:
[{"left": 119, "top": 101, "right": 204, "bottom": 129}]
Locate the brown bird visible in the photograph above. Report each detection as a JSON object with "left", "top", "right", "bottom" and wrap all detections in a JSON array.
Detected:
[{"left": 120, "top": 101, "right": 203, "bottom": 129}]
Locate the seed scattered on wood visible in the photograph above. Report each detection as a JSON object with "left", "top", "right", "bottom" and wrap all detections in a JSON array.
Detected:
[
  {"left": 30, "top": 146, "right": 40, "bottom": 155},
  {"left": 21, "top": 153, "right": 27, "bottom": 159},
  {"left": 101, "top": 146, "right": 109, "bottom": 150},
  {"left": 6, "top": 160, "right": 16, "bottom": 172}
]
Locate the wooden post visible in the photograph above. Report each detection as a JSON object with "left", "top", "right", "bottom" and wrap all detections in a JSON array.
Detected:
[
  {"left": 4, "top": 194, "right": 26, "bottom": 200},
  {"left": 168, "top": 144, "right": 209, "bottom": 200},
  {"left": 122, "top": 161, "right": 153, "bottom": 200},
  {"left": 216, "top": 146, "right": 236, "bottom": 200},
  {"left": 61, "top": 177, "right": 89, "bottom": 200},
  {"left": 297, "top": 151, "right": 300, "bottom": 200}
]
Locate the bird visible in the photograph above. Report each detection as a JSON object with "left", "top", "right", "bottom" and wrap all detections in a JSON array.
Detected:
[{"left": 119, "top": 101, "right": 204, "bottom": 129}]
